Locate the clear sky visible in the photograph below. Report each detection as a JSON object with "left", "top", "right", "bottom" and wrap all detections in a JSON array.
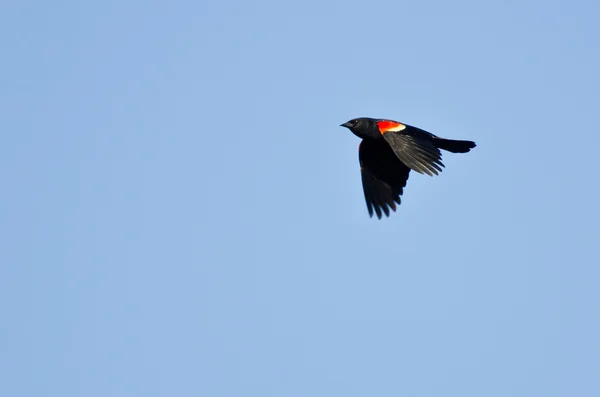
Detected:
[{"left": 2, "top": 0, "right": 600, "bottom": 396}]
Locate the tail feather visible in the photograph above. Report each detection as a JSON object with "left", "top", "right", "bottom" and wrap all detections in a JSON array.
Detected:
[{"left": 434, "top": 138, "right": 476, "bottom": 153}]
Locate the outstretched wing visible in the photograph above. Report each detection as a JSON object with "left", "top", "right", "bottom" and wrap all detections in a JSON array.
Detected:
[
  {"left": 358, "top": 139, "right": 411, "bottom": 219},
  {"left": 378, "top": 122, "right": 446, "bottom": 176}
]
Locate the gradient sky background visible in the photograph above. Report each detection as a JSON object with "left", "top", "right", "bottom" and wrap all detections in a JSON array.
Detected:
[{"left": 2, "top": 0, "right": 600, "bottom": 396}]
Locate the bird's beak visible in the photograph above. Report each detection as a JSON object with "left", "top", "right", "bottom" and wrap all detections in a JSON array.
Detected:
[{"left": 340, "top": 122, "right": 351, "bottom": 128}]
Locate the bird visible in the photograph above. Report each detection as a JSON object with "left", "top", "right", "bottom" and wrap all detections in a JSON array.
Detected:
[{"left": 340, "top": 117, "right": 476, "bottom": 219}]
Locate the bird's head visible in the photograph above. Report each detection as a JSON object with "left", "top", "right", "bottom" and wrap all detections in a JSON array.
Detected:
[{"left": 340, "top": 117, "right": 380, "bottom": 139}]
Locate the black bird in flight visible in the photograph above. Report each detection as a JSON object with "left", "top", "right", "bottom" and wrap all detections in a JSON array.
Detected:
[{"left": 340, "top": 117, "right": 476, "bottom": 219}]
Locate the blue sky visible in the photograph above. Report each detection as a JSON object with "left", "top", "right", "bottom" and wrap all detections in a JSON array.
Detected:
[{"left": 2, "top": 0, "right": 600, "bottom": 396}]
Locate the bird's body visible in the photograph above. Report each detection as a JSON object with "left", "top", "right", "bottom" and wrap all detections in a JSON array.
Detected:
[{"left": 340, "top": 117, "right": 476, "bottom": 219}]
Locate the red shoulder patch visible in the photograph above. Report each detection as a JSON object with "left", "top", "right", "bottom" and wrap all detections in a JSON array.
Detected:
[{"left": 377, "top": 120, "right": 407, "bottom": 134}]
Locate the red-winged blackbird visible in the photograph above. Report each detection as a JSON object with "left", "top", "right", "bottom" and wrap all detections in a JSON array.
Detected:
[{"left": 340, "top": 117, "right": 476, "bottom": 219}]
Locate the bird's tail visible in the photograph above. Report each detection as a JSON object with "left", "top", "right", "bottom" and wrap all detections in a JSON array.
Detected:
[{"left": 434, "top": 138, "right": 476, "bottom": 153}]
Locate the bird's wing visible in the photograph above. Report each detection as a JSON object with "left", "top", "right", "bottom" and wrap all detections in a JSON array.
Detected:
[
  {"left": 358, "top": 139, "right": 411, "bottom": 219},
  {"left": 381, "top": 125, "right": 445, "bottom": 176}
]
